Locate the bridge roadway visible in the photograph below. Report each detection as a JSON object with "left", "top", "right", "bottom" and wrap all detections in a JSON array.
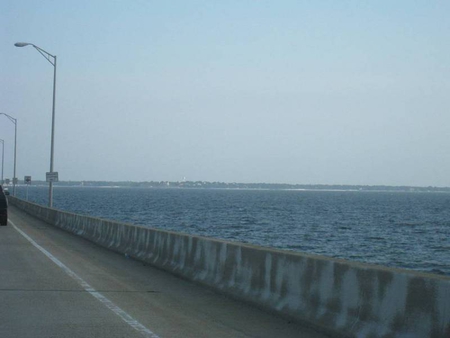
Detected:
[{"left": 1, "top": 206, "right": 328, "bottom": 338}]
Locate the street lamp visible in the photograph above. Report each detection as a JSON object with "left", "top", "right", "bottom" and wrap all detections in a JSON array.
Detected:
[
  {"left": 0, "top": 139, "right": 4, "bottom": 185},
  {"left": 15, "top": 42, "right": 57, "bottom": 207},
  {"left": 0, "top": 114, "right": 17, "bottom": 195}
]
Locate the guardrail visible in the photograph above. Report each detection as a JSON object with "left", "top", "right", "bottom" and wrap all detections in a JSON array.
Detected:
[{"left": 9, "top": 196, "right": 450, "bottom": 337}]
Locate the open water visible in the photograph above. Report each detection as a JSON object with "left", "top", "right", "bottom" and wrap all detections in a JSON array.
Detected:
[{"left": 13, "top": 186, "right": 450, "bottom": 276}]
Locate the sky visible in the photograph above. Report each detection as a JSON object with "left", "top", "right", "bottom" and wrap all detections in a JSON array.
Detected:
[{"left": 1, "top": 0, "right": 449, "bottom": 186}]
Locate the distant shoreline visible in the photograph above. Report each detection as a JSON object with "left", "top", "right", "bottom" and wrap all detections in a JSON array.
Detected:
[{"left": 6, "top": 180, "right": 450, "bottom": 193}]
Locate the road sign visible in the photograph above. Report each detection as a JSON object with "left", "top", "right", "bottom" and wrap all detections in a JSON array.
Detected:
[
  {"left": 46, "top": 172, "right": 59, "bottom": 182},
  {"left": 5, "top": 179, "right": 10, "bottom": 185},
  {"left": 24, "top": 176, "right": 32, "bottom": 184}
]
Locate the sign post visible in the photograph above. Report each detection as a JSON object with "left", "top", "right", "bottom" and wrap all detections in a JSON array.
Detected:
[
  {"left": 24, "top": 176, "right": 31, "bottom": 200},
  {"left": 46, "top": 172, "right": 58, "bottom": 207}
]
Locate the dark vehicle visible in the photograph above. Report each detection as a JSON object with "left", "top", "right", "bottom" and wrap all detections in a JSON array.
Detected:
[{"left": 0, "top": 186, "right": 7, "bottom": 226}]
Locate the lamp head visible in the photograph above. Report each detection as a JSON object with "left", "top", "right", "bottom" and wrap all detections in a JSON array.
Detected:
[{"left": 14, "top": 42, "right": 32, "bottom": 47}]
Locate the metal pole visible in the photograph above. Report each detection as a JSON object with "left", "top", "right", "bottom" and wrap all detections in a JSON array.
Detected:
[
  {"left": 0, "top": 139, "right": 4, "bottom": 185},
  {"left": 13, "top": 120, "right": 17, "bottom": 196},
  {"left": 49, "top": 55, "right": 56, "bottom": 208},
  {"left": 0, "top": 114, "right": 17, "bottom": 191}
]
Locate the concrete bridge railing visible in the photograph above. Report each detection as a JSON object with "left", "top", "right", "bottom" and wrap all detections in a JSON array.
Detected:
[{"left": 9, "top": 196, "right": 450, "bottom": 337}]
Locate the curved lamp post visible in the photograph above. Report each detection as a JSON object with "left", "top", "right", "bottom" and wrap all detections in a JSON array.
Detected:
[
  {"left": 0, "top": 114, "right": 17, "bottom": 195},
  {"left": 15, "top": 42, "right": 57, "bottom": 207}
]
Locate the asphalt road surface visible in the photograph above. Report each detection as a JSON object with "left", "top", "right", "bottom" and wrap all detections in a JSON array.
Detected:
[{"left": 0, "top": 206, "right": 329, "bottom": 338}]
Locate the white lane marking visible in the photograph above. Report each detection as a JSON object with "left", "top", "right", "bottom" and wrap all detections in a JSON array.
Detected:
[{"left": 10, "top": 220, "right": 160, "bottom": 338}]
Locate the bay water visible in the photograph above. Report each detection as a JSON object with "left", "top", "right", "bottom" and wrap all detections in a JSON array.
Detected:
[{"left": 14, "top": 186, "right": 450, "bottom": 276}]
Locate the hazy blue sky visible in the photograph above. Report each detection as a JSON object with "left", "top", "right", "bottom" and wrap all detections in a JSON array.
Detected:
[{"left": 1, "top": 1, "right": 449, "bottom": 186}]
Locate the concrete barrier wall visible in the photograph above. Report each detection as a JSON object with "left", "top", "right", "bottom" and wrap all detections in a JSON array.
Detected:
[{"left": 9, "top": 196, "right": 450, "bottom": 337}]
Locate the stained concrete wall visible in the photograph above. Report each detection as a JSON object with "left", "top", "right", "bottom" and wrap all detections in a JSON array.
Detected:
[{"left": 9, "top": 196, "right": 450, "bottom": 337}]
